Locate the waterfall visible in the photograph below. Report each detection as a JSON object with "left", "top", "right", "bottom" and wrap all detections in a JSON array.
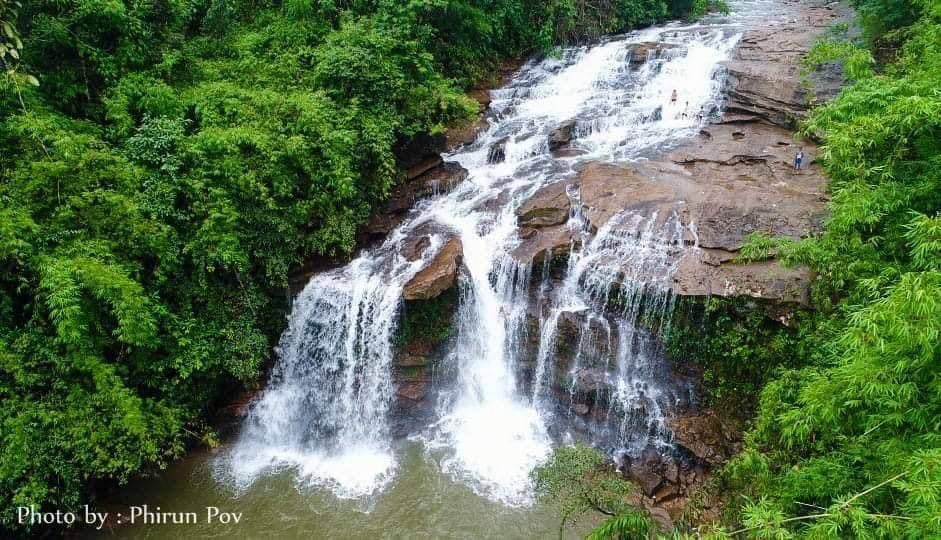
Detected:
[
  {"left": 218, "top": 18, "right": 742, "bottom": 505},
  {"left": 531, "top": 210, "right": 691, "bottom": 456}
]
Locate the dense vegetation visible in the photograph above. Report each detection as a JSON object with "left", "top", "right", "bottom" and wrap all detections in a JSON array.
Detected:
[
  {"left": 0, "top": 0, "right": 708, "bottom": 534},
  {"left": 719, "top": 0, "right": 941, "bottom": 536},
  {"left": 532, "top": 444, "right": 652, "bottom": 539}
]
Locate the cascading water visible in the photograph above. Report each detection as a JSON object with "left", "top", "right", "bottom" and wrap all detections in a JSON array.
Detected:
[
  {"left": 531, "top": 209, "right": 691, "bottom": 456},
  {"left": 219, "top": 14, "right": 744, "bottom": 507}
]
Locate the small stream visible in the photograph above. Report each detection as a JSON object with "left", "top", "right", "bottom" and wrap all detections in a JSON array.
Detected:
[{"left": 92, "top": 3, "right": 781, "bottom": 538}]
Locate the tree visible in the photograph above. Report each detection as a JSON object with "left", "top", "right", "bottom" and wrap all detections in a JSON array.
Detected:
[{"left": 532, "top": 443, "right": 648, "bottom": 538}]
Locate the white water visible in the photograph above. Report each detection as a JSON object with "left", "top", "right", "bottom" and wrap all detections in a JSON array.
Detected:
[{"left": 219, "top": 7, "right": 753, "bottom": 508}]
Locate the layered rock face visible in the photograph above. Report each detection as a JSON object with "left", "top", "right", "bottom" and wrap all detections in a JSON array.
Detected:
[
  {"left": 509, "top": 0, "right": 850, "bottom": 306},
  {"left": 725, "top": 1, "right": 848, "bottom": 128}
]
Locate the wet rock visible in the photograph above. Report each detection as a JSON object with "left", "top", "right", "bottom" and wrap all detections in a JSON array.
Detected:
[
  {"left": 624, "top": 447, "right": 671, "bottom": 497},
  {"left": 572, "top": 367, "right": 608, "bottom": 393},
  {"left": 395, "top": 132, "right": 446, "bottom": 171},
  {"left": 669, "top": 410, "right": 742, "bottom": 466},
  {"left": 467, "top": 88, "right": 492, "bottom": 109},
  {"left": 402, "top": 235, "right": 431, "bottom": 262},
  {"left": 517, "top": 181, "right": 572, "bottom": 228},
  {"left": 571, "top": 113, "right": 830, "bottom": 305},
  {"left": 511, "top": 225, "right": 575, "bottom": 267},
  {"left": 403, "top": 237, "right": 463, "bottom": 300},
  {"left": 396, "top": 381, "right": 428, "bottom": 401},
  {"left": 573, "top": 403, "right": 590, "bottom": 416},
  {"left": 548, "top": 119, "right": 578, "bottom": 152},
  {"left": 628, "top": 42, "right": 676, "bottom": 70},
  {"left": 405, "top": 156, "right": 443, "bottom": 181},
  {"left": 395, "top": 352, "right": 432, "bottom": 368},
  {"left": 488, "top": 137, "right": 509, "bottom": 164},
  {"left": 363, "top": 162, "right": 468, "bottom": 239},
  {"left": 569, "top": 367, "right": 611, "bottom": 407},
  {"left": 577, "top": 162, "right": 680, "bottom": 231}
]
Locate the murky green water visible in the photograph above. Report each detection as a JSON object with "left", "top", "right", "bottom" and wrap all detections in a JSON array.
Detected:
[{"left": 89, "top": 442, "right": 600, "bottom": 539}]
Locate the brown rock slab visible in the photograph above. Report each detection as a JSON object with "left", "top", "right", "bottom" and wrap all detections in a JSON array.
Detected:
[
  {"left": 403, "top": 237, "right": 463, "bottom": 300},
  {"left": 517, "top": 181, "right": 573, "bottom": 228},
  {"left": 723, "top": 0, "right": 852, "bottom": 128},
  {"left": 548, "top": 119, "right": 577, "bottom": 152},
  {"left": 669, "top": 410, "right": 742, "bottom": 466},
  {"left": 396, "top": 381, "right": 428, "bottom": 402},
  {"left": 363, "top": 162, "right": 468, "bottom": 239}
]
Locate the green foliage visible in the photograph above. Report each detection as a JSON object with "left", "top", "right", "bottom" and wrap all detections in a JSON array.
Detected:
[
  {"left": 0, "top": 0, "right": 23, "bottom": 70},
  {"left": 532, "top": 443, "right": 638, "bottom": 534},
  {"left": 587, "top": 510, "right": 652, "bottom": 540},
  {"left": 396, "top": 288, "right": 458, "bottom": 351},
  {"left": 715, "top": 1, "right": 941, "bottom": 537},
  {"left": 803, "top": 40, "right": 875, "bottom": 82},
  {"left": 666, "top": 298, "right": 804, "bottom": 413}
]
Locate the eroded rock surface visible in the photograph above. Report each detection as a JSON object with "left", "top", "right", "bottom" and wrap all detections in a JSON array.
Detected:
[
  {"left": 548, "top": 119, "right": 578, "bottom": 152},
  {"left": 403, "top": 237, "right": 463, "bottom": 301},
  {"left": 517, "top": 181, "right": 573, "bottom": 228},
  {"left": 363, "top": 162, "right": 469, "bottom": 240},
  {"left": 724, "top": 0, "right": 850, "bottom": 128},
  {"left": 509, "top": 1, "right": 849, "bottom": 305}
]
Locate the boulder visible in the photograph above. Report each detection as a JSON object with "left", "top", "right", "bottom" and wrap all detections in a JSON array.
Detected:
[
  {"left": 402, "top": 235, "right": 431, "bottom": 262},
  {"left": 627, "top": 42, "right": 677, "bottom": 70},
  {"left": 623, "top": 447, "right": 674, "bottom": 497},
  {"left": 488, "top": 137, "right": 509, "bottom": 164},
  {"left": 517, "top": 181, "right": 573, "bottom": 228},
  {"left": 511, "top": 225, "right": 575, "bottom": 267},
  {"left": 403, "top": 237, "right": 463, "bottom": 300},
  {"left": 405, "top": 156, "right": 443, "bottom": 181},
  {"left": 394, "top": 132, "right": 446, "bottom": 171},
  {"left": 548, "top": 119, "right": 578, "bottom": 152},
  {"left": 669, "top": 410, "right": 742, "bottom": 466}
]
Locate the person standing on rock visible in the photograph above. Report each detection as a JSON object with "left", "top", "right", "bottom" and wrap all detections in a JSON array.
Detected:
[
  {"left": 670, "top": 89, "right": 678, "bottom": 104},
  {"left": 794, "top": 148, "right": 804, "bottom": 170}
]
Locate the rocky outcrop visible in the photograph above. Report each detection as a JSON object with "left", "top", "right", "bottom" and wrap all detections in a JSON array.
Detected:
[
  {"left": 548, "top": 119, "right": 578, "bottom": 152},
  {"left": 724, "top": 0, "right": 850, "bottom": 128},
  {"left": 517, "top": 181, "right": 573, "bottom": 228},
  {"left": 507, "top": 0, "right": 849, "bottom": 305},
  {"left": 617, "top": 409, "right": 743, "bottom": 525},
  {"left": 488, "top": 137, "right": 509, "bottom": 164},
  {"left": 628, "top": 42, "right": 677, "bottom": 70},
  {"left": 403, "top": 237, "right": 463, "bottom": 301},
  {"left": 363, "top": 163, "right": 469, "bottom": 241},
  {"left": 669, "top": 411, "right": 742, "bottom": 466}
]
